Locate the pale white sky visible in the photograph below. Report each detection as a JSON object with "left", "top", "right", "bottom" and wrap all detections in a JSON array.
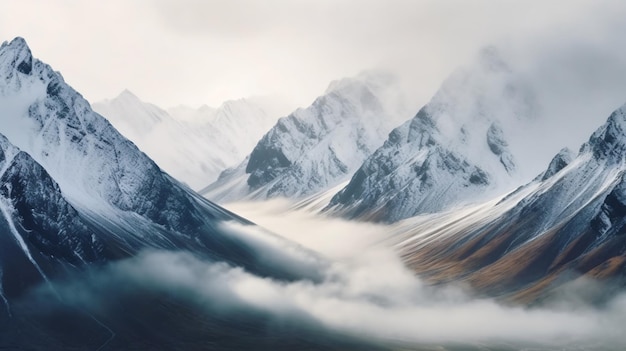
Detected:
[{"left": 2, "top": 0, "right": 625, "bottom": 112}]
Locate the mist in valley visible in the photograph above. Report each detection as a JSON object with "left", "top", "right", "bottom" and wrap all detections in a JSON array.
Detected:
[{"left": 17, "top": 200, "right": 624, "bottom": 350}]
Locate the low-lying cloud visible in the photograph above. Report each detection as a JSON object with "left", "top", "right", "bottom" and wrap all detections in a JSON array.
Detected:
[{"left": 39, "top": 203, "right": 626, "bottom": 349}]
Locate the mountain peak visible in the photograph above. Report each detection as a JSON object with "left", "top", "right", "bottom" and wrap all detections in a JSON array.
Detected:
[
  {"left": 116, "top": 88, "right": 141, "bottom": 101},
  {"left": 325, "top": 76, "right": 367, "bottom": 95},
  {"left": 583, "top": 103, "right": 626, "bottom": 161},
  {"left": 325, "top": 46, "right": 538, "bottom": 222},
  {"left": 1, "top": 37, "right": 29, "bottom": 52},
  {"left": 541, "top": 147, "right": 574, "bottom": 181},
  {"left": 0, "top": 37, "right": 33, "bottom": 75},
  {"left": 477, "top": 45, "right": 510, "bottom": 73},
  {"left": 205, "top": 71, "right": 406, "bottom": 202},
  {"left": 325, "top": 70, "right": 396, "bottom": 95},
  {"left": 218, "top": 98, "right": 249, "bottom": 111}
]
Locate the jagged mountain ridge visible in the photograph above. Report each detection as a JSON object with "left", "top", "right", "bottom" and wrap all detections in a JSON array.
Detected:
[
  {"left": 202, "top": 72, "right": 410, "bottom": 202},
  {"left": 396, "top": 102, "right": 626, "bottom": 300},
  {"left": 326, "top": 47, "right": 539, "bottom": 222},
  {"left": 93, "top": 90, "right": 279, "bottom": 189}
]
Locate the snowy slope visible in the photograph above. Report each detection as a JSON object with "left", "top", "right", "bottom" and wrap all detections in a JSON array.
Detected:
[
  {"left": 394, "top": 103, "right": 626, "bottom": 298},
  {"left": 202, "top": 71, "right": 410, "bottom": 202},
  {"left": 93, "top": 91, "right": 278, "bottom": 189},
  {"left": 0, "top": 38, "right": 212, "bottom": 233},
  {"left": 326, "top": 47, "right": 539, "bottom": 222},
  {"left": 0, "top": 37, "right": 329, "bottom": 282}
]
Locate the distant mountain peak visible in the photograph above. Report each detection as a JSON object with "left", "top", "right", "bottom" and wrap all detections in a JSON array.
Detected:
[
  {"left": 541, "top": 147, "right": 574, "bottom": 181},
  {"left": 117, "top": 88, "right": 140, "bottom": 100},
  {"left": 0, "top": 37, "right": 34, "bottom": 77},
  {"left": 2, "top": 36, "right": 28, "bottom": 48},
  {"left": 95, "top": 92, "right": 279, "bottom": 188},
  {"left": 584, "top": 104, "right": 626, "bottom": 161},
  {"left": 325, "top": 70, "right": 396, "bottom": 95},
  {"left": 477, "top": 45, "right": 510, "bottom": 73}
]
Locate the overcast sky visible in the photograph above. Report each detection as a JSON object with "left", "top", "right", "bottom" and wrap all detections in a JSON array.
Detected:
[{"left": 1, "top": 0, "right": 625, "bottom": 112}]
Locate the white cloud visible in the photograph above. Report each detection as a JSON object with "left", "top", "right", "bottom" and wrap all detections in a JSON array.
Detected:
[
  {"left": 224, "top": 199, "right": 391, "bottom": 259},
  {"left": 48, "top": 204, "right": 626, "bottom": 349}
]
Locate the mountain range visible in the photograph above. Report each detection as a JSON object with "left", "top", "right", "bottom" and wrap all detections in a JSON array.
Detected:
[
  {"left": 202, "top": 71, "right": 411, "bottom": 202},
  {"left": 55, "top": 37, "right": 626, "bottom": 302},
  {"left": 93, "top": 90, "right": 281, "bottom": 189},
  {"left": 0, "top": 37, "right": 351, "bottom": 350},
  {"left": 391, "top": 103, "right": 626, "bottom": 301},
  {"left": 325, "top": 47, "right": 540, "bottom": 222},
  {"left": 196, "top": 43, "right": 626, "bottom": 303},
  {"left": 1, "top": 35, "right": 626, "bottom": 350}
]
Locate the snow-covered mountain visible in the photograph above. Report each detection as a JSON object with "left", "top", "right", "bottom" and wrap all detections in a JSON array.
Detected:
[
  {"left": 0, "top": 37, "right": 346, "bottom": 349},
  {"left": 92, "top": 90, "right": 279, "bottom": 189},
  {"left": 326, "top": 47, "right": 540, "bottom": 222},
  {"left": 0, "top": 39, "right": 215, "bottom": 233},
  {"left": 0, "top": 36, "right": 327, "bottom": 297},
  {"left": 394, "top": 103, "right": 626, "bottom": 300},
  {"left": 202, "top": 71, "right": 410, "bottom": 202}
]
